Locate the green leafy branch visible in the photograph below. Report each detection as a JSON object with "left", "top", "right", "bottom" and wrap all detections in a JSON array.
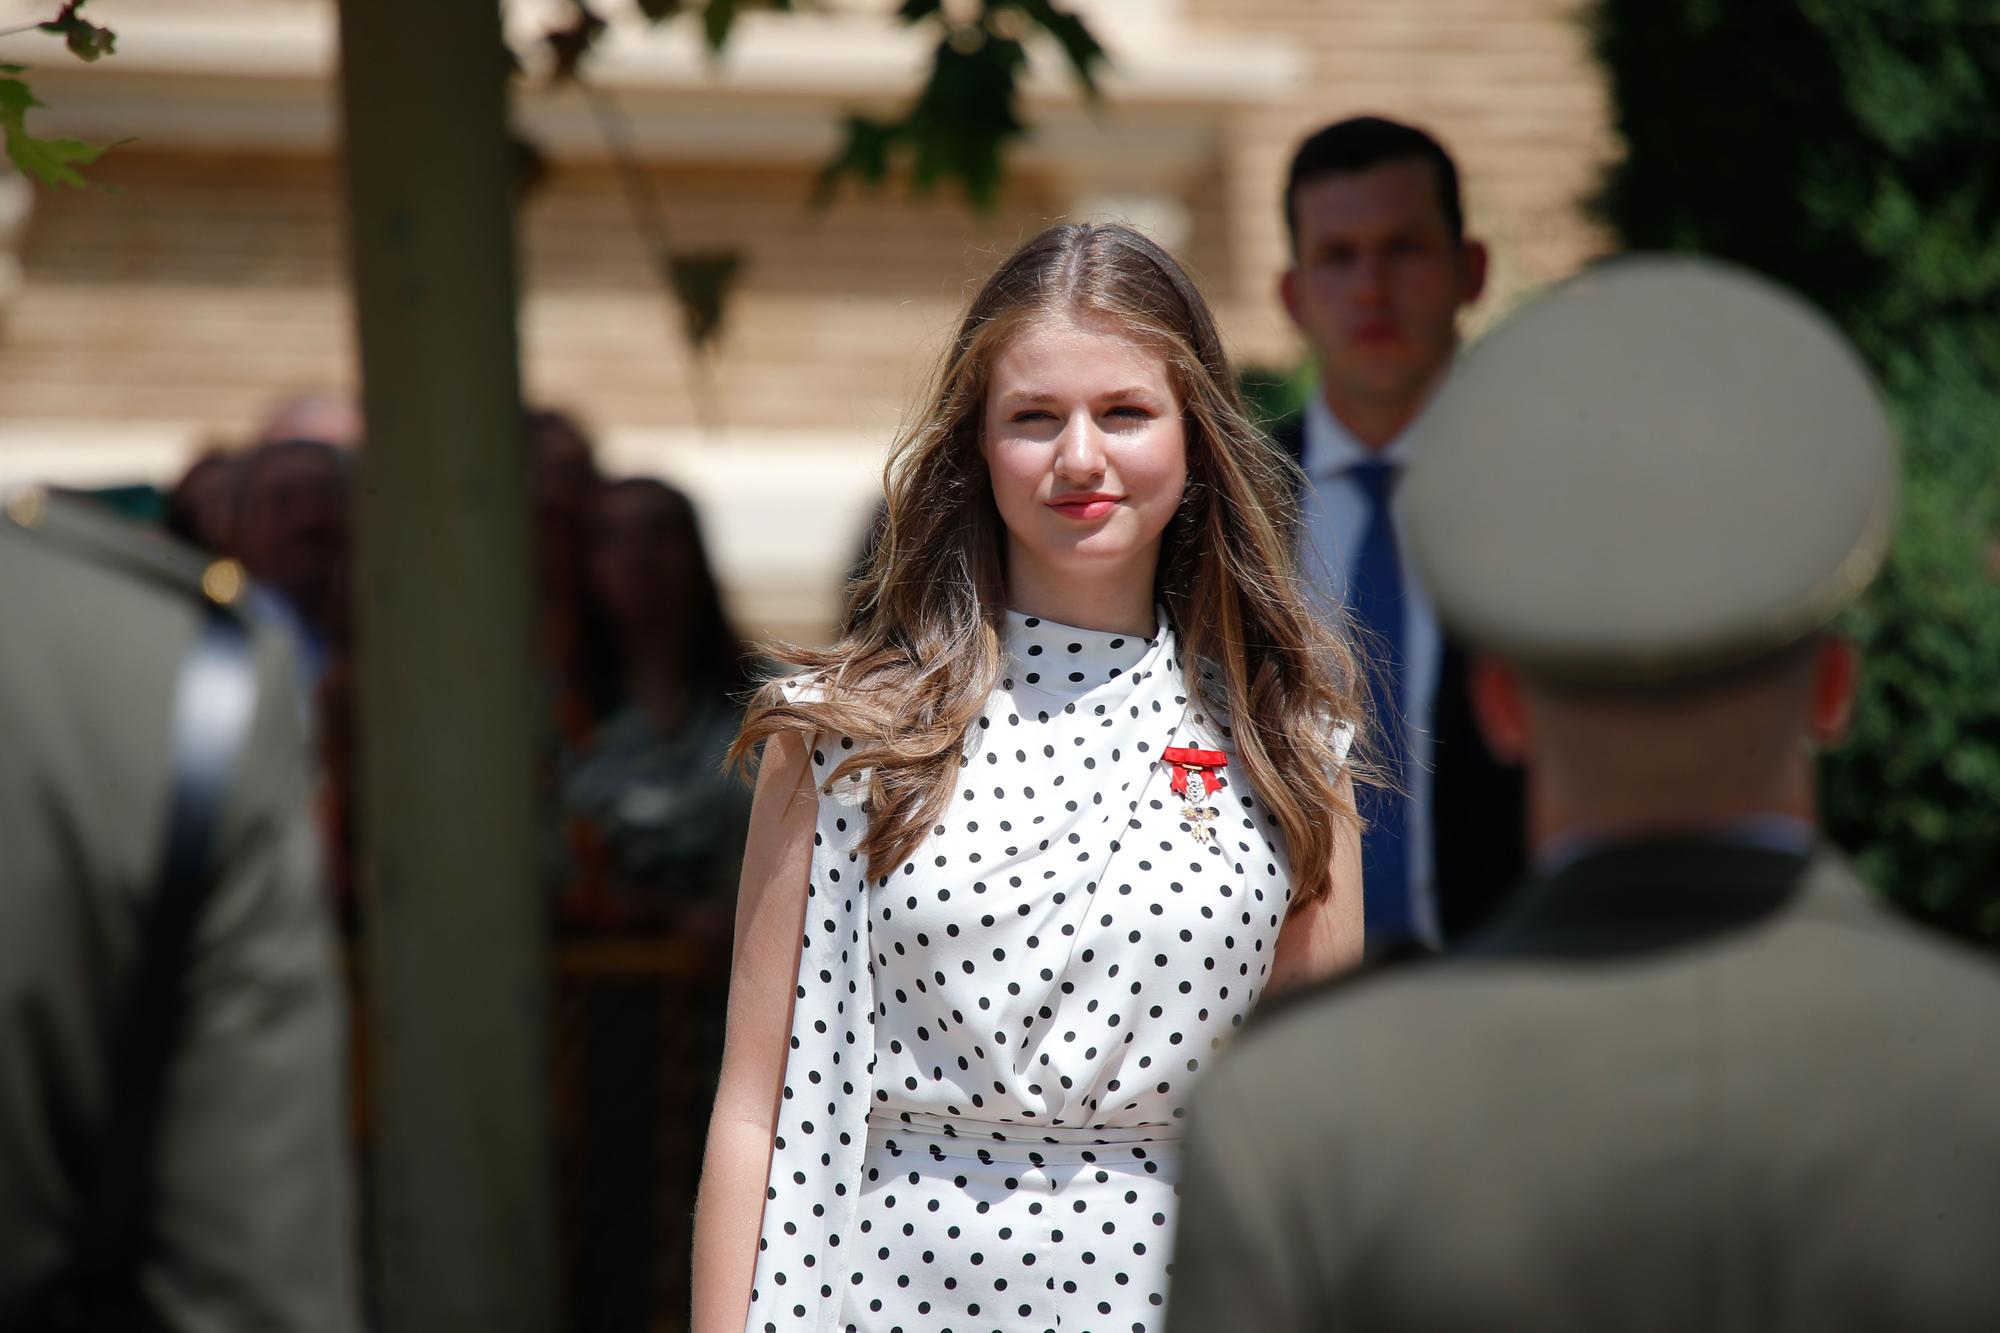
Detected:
[
  {"left": 0, "top": 1, "right": 119, "bottom": 188},
  {"left": 513, "top": 0, "right": 1103, "bottom": 365},
  {"left": 816, "top": 0, "right": 1105, "bottom": 210},
  {"left": 526, "top": 1, "right": 805, "bottom": 360}
]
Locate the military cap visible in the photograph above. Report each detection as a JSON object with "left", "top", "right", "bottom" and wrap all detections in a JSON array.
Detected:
[{"left": 1399, "top": 254, "right": 1898, "bottom": 686}]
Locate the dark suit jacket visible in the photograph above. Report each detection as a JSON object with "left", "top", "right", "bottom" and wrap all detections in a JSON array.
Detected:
[
  {"left": 1170, "top": 840, "right": 2000, "bottom": 1332},
  {"left": 1272, "top": 417, "right": 1525, "bottom": 941}
]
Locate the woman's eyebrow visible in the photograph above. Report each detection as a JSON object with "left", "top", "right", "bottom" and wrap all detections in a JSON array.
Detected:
[{"left": 995, "top": 385, "right": 1164, "bottom": 406}]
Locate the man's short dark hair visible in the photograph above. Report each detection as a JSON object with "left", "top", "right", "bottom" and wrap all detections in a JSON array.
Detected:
[{"left": 1284, "top": 116, "right": 1465, "bottom": 252}]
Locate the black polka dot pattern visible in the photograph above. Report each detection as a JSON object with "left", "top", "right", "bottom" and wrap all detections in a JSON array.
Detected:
[
  {"left": 747, "top": 611, "right": 1315, "bottom": 1333},
  {"left": 847, "top": 1134, "right": 1178, "bottom": 1333}
]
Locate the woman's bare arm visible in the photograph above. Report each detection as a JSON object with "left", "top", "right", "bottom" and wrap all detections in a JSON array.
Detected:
[
  {"left": 1268, "top": 771, "right": 1365, "bottom": 995},
  {"left": 689, "top": 733, "right": 818, "bottom": 1333}
]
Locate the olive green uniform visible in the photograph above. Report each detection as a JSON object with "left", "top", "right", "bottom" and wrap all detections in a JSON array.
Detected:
[
  {"left": 0, "top": 492, "right": 360, "bottom": 1332},
  {"left": 1169, "top": 258, "right": 2000, "bottom": 1331},
  {"left": 1169, "top": 841, "right": 2000, "bottom": 1332}
]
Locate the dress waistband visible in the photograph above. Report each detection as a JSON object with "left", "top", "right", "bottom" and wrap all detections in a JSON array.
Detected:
[{"left": 866, "top": 1110, "right": 1180, "bottom": 1163}]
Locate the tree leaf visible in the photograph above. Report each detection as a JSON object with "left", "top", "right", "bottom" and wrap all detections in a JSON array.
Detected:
[
  {"left": 1004, "top": 0, "right": 1105, "bottom": 97},
  {"left": 702, "top": 0, "right": 740, "bottom": 53},
  {"left": 37, "top": 1, "right": 116, "bottom": 64},
  {"left": 816, "top": 3, "right": 1104, "bottom": 209},
  {"left": 814, "top": 32, "right": 1029, "bottom": 211},
  {"left": 0, "top": 72, "right": 114, "bottom": 188},
  {"left": 812, "top": 114, "right": 902, "bottom": 208},
  {"left": 905, "top": 32, "right": 1026, "bottom": 208},
  {"left": 662, "top": 249, "right": 744, "bottom": 351},
  {"left": 544, "top": 3, "right": 608, "bottom": 82}
]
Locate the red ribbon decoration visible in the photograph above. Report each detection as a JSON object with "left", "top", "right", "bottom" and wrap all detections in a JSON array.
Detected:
[{"left": 1163, "top": 746, "right": 1227, "bottom": 799}]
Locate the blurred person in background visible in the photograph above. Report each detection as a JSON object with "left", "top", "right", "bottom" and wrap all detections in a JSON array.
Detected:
[
  {"left": 528, "top": 406, "right": 613, "bottom": 756},
  {"left": 1274, "top": 116, "right": 1524, "bottom": 952},
  {"left": 255, "top": 391, "right": 363, "bottom": 452},
  {"left": 561, "top": 476, "right": 757, "bottom": 918},
  {"left": 0, "top": 487, "right": 359, "bottom": 1333},
  {"left": 163, "top": 446, "right": 242, "bottom": 555},
  {"left": 1167, "top": 257, "right": 2000, "bottom": 1332},
  {"left": 559, "top": 477, "right": 755, "bottom": 1332},
  {"left": 234, "top": 438, "right": 353, "bottom": 704}
]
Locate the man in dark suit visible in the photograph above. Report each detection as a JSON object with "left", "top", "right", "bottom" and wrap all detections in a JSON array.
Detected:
[
  {"left": 1274, "top": 116, "right": 1523, "bottom": 950},
  {"left": 1168, "top": 257, "right": 2000, "bottom": 1331}
]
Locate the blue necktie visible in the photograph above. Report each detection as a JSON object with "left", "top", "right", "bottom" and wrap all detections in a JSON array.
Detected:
[{"left": 1348, "top": 460, "right": 1413, "bottom": 945}]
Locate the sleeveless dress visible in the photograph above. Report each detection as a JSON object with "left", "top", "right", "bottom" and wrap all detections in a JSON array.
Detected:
[{"left": 747, "top": 610, "right": 1333, "bottom": 1333}]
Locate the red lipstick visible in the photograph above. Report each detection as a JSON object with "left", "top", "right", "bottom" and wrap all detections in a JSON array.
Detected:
[{"left": 1048, "top": 491, "right": 1120, "bottom": 520}]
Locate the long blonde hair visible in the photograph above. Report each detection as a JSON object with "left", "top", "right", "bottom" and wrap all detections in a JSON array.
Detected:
[{"left": 733, "top": 222, "right": 1371, "bottom": 907}]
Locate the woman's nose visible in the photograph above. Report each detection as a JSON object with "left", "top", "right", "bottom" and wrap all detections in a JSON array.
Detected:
[{"left": 1052, "top": 412, "right": 1107, "bottom": 481}]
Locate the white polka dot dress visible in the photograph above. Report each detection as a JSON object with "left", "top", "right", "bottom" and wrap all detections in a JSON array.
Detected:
[{"left": 747, "top": 610, "right": 1313, "bottom": 1333}]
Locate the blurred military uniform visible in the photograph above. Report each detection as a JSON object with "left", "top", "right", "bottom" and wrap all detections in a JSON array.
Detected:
[
  {"left": 0, "top": 491, "right": 360, "bottom": 1332},
  {"left": 1169, "top": 258, "right": 2000, "bottom": 1332}
]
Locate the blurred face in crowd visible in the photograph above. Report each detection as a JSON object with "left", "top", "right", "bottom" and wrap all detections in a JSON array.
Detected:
[
  {"left": 234, "top": 440, "right": 350, "bottom": 625},
  {"left": 1282, "top": 157, "right": 1487, "bottom": 424},
  {"left": 256, "top": 393, "right": 363, "bottom": 450},
  {"left": 981, "top": 310, "right": 1187, "bottom": 624},
  {"left": 172, "top": 452, "right": 242, "bottom": 554},
  {"left": 588, "top": 481, "right": 695, "bottom": 633},
  {"left": 532, "top": 415, "right": 601, "bottom": 597}
]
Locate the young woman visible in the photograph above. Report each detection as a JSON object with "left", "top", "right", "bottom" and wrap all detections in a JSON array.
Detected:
[{"left": 692, "top": 222, "right": 1369, "bottom": 1333}]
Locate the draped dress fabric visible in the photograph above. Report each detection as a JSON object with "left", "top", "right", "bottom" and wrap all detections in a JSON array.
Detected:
[{"left": 746, "top": 611, "right": 1320, "bottom": 1333}]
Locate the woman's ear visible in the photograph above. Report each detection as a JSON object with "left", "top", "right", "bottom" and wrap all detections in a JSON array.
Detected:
[{"left": 1469, "top": 656, "right": 1532, "bottom": 765}]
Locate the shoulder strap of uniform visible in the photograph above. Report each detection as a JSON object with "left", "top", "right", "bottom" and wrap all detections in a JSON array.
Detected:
[{"left": 39, "top": 606, "right": 262, "bottom": 1331}]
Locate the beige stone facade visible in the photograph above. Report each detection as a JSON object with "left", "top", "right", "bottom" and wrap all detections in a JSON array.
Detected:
[{"left": 0, "top": 0, "right": 1613, "bottom": 640}]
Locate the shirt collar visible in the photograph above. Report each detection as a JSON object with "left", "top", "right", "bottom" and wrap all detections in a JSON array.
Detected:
[
  {"left": 1301, "top": 388, "right": 1414, "bottom": 478},
  {"left": 1534, "top": 814, "right": 1819, "bottom": 880}
]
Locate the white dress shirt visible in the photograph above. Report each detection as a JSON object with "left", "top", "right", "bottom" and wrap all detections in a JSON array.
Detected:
[{"left": 1297, "top": 391, "right": 1442, "bottom": 944}]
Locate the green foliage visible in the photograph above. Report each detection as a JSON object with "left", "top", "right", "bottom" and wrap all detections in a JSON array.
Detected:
[
  {"left": 540, "top": 0, "right": 802, "bottom": 71},
  {"left": 0, "top": 64, "right": 110, "bottom": 188},
  {"left": 541, "top": 4, "right": 606, "bottom": 81},
  {"left": 1828, "top": 461, "right": 2000, "bottom": 941},
  {"left": 37, "top": 1, "right": 114, "bottom": 62},
  {"left": 816, "top": 0, "right": 1105, "bottom": 210},
  {"left": 512, "top": 0, "right": 1102, "bottom": 360},
  {"left": 1592, "top": 0, "right": 2000, "bottom": 942},
  {"left": 1236, "top": 359, "right": 1313, "bottom": 433},
  {"left": 697, "top": 0, "right": 797, "bottom": 54},
  {"left": 663, "top": 250, "right": 742, "bottom": 350},
  {"left": 818, "top": 25, "right": 1027, "bottom": 210},
  {"left": 0, "top": 2, "right": 120, "bottom": 189}
]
